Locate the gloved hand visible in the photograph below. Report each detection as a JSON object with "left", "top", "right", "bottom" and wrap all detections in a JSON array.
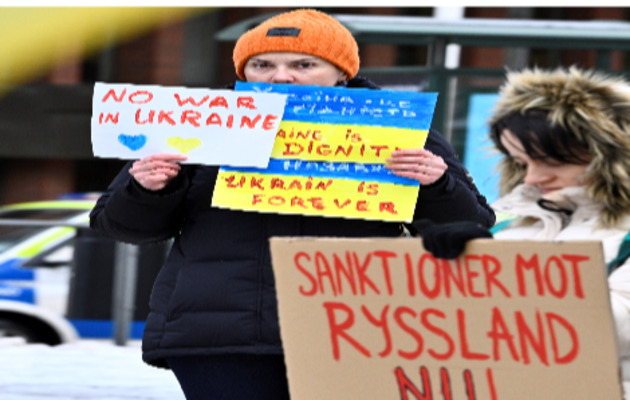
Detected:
[{"left": 412, "top": 219, "right": 493, "bottom": 259}]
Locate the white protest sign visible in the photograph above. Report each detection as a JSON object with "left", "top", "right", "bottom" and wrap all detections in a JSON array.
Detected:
[{"left": 91, "top": 82, "right": 287, "bottom": 167}]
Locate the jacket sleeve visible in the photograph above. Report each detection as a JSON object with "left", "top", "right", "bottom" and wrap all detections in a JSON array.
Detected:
[
  {"left": 608, "top": 262, "right": 630, "bottom": 357},
  {"left": 89, "top": 161, "right": 191, "bottom": 245},
  {"left": 409, "top": 128, "right": 496, "bottom": 229}
]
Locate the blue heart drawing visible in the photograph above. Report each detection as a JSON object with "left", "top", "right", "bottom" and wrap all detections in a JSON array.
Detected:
[{"left": 118, "top": 134, "right": 147, "bottom": 151}]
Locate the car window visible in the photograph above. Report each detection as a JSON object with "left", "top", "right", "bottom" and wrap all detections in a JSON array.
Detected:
[{"left": 0, "top": 209, "right": 87, "bottom": 253}]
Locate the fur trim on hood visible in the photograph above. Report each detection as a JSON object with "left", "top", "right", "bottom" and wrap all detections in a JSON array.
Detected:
[{"left": 488, "top": 66, "right": 630, "bottom": 226}]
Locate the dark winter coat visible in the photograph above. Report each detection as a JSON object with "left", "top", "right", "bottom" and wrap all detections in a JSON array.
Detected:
[{"left": 89, "top": 77, "right": 495, "bottom": 368}]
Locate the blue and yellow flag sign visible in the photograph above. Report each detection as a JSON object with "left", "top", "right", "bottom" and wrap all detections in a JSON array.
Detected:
[{"left": 211, "top": 82, "right": 438, "bottom": 222}]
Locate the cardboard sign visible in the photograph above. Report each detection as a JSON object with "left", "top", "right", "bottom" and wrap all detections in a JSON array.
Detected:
[
  {"left": 212, "top": 82, "right": 438, "bottom": 222},
  {"left": 269, "top": 238, "right": 624, "bottom": 400},
  {"left": 91, "top": 82, "right": 287, "bottom": 167}
]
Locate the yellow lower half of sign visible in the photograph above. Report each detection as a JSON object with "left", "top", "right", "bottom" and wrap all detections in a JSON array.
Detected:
[{"left": 212, "top": 170, "right": 419, "bottom": 222}]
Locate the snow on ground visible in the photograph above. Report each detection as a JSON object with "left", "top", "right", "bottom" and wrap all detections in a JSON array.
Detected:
[
  {"left": 0, "top": 338, "right": 185, "bottom": 400},
  {"left": 4, "top": 338, "right": 629, "bottom": 399}
]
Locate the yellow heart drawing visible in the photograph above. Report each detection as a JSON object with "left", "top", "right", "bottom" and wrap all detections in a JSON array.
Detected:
[{"left": 166, "top": 137, "right": 202, "bottom": 154}]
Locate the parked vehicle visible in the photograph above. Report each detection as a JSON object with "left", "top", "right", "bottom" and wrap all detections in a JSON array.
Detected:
[{"left": 0, "top": 198, "right": 166, "bottom": 344}]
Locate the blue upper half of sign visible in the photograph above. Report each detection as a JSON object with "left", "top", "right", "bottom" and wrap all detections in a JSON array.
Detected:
[{"left": 235, "top": 81, "right": 438, "bottom": 130}]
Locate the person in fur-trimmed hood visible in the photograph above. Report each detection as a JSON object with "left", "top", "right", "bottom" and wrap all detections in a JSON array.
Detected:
[
  {"left": 415, "top": 66, "right": 630, "bottom": 398},
  {"left": 489, "top": 66, "right": 630, "bottom": 227}
]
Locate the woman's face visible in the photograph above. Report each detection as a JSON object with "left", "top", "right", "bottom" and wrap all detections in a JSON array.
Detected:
[
  {"left": 500, "top": 129, "right": 590, "bottom": 194},
  {"left": 243, "top": 52, "right": 348, "bottom": 87}
]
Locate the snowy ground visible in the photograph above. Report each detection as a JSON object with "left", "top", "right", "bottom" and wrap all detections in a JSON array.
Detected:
[
  {"left": 3, "top": 337, "right": 629, "bottom": 400},
  {"left": 0, "top": 338, "right": 185, "bottom": 400}
]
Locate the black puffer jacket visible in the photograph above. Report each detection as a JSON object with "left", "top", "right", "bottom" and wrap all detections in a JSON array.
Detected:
[{"left": 89, "top": 77, "right": 494, "bottom": 368}]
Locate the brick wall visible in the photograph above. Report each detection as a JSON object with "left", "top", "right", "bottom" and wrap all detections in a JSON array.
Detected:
[{"left": 0, "top": 159, "right": 74, "bottom": 204}]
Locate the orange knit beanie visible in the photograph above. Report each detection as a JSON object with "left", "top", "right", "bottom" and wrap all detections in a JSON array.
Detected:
[{"left": 233, "top": 9, "right": 360, "bottom": 80}]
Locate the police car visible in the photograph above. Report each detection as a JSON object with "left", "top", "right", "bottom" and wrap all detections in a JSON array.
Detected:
[
  {"left": 0, "top": 198, "right": 95, "bottom": 344},
  {"left": 0, "top": 197, "right": 170, "bottom": 345}
]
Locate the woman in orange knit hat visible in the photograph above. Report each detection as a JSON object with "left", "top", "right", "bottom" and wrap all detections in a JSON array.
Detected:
[{"left": 90, "top": 9, "right": 494, "bottom": 400}]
